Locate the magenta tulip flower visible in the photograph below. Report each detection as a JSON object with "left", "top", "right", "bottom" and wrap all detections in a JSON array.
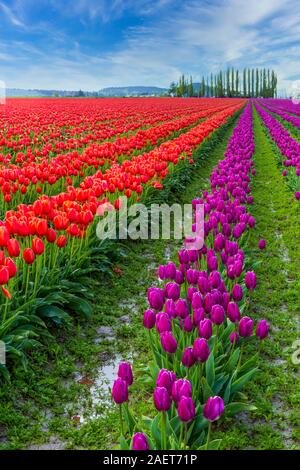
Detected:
[
  {"left": 256, "top": 319, "right": 270, "bottom": 340},
  {"left": 112, "top": 378, "right": 128, "bottom": 404},
  {"left": 132, "top": 433, "right": 150, "bottom": 450},
  {"left": 193, "top": 337, "right": 210, "bottom": 362},
  {"left": 160, "top": 331, "right": 178, "bottom": 354},
  {"left": 117, "top": 362, "right": 133, "bottom": 386},
  {"left": 171, "top": 379, "right": 192, "bottom": 403},
  {"left": 178, "top": 396, "right": 196, "bottom": 422},
  {"left": 153, "top": 386, "right": 171, "bottom": 411},
  {"left": 203, "top": 396, "right": 225, "bottom": 422},
  {"left": 239, "top": 316, "right": 253, "bottom": 337}
]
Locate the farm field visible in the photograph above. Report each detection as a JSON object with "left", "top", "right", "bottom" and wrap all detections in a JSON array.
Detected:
[{"left": 0, "top": 97, "right": 299, "bottom": 451}]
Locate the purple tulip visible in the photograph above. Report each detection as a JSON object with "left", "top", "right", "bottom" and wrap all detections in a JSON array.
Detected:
[
  {"left": 211, "top": 304, "right": 225, "bottom": 325},
  {"left": 182, "top": 347, "right": 196, "bottom": 368},
  {"left": 156, "top": 369, "right": 176, "bottom": 394},
  {"left": 165, "top": 262, "right": 177, "bottom": 279},
  {"left": 178, "top": 249, "right": 189, "bottom": 264},
  {"left": 214, "top": 233, "right": 225, "bottom": 252},
  {"left": 165, "top": 299, "right": 176, "bottom": 318},
  {"left": 178, "top": 396, "right": 196, "bottom": 422},
  {"left": 158, "top": 265, "right": 166, "bottom": 280},
  {"left": 183, "top": 315, "right": 193, "bottom": 332},
  {"left": 209, "top": 271, "right": 222, "bottom": 289},
  {"left": 203, "top": 396, "right": 225, "bottom": 422},
  {"left": 245, "top": 271, "right": 257, "bottom": 290},
  {"left": 132, "top": 433, "right": 150, "bottom": 450},
  {"left": 239, "top": 316, "right": 253, "bottom": 337},
  {"left": 153, "top": 386, "right": 171, "bottom": 411},
  {"left": 232, "top": 284, "right": 243, "bottom": 302},
  {"left": 256, "top": 319, "right": 270, "bottom": 340},
  {"left": 198, "top": 275, "right": 209, "bottom": 294},
  {"left": 148, "top": 287, "right": 164, "bottom": 310},
  {"left": 207, "top": 256, "right": 218, "bottom": 272},
  {"left": 117, "top": 362, "right": 133, "bottom": 386},
  {"left": 156, "top": 312, "right": 171, "bottom": 333},
  {"left": 204, "top": 292, "right": 213, "bottom": 313},
  {"left": 165, "top": 282, "right": 180, "bottom": 301},
  {"left": 175, "top": 299, "right": 189, "bottom": 319},
  {"left": 258, "top": 239, "right": 266, "bottom": 250},
  {"left": 187, "top": 286, "right": 197, "bottom": 303},
  {"left": 199, "top": 318, "right": 213, "bottom": 339},
  {"left": 191, "top": 291, "right": 203, "bottom": 309},
  {"left": 230, "top": 331, "right": 239, "bottom": 344},
  {"left": 112, "top": 378, "right": 128, "bottom": 404},
  {"left": 193, "top": 337, "right": 210, "bottom": 362},
  {"left": 160, "top": 331, "right": 178, "bottom": 354},
  {"left": 175, "top": 270, "right": 184, "bottom": 284},
  {"left": 172, "top": 379, "right": 192, "bottom": 403},
  {"left": 143, "top": 309, "right": 156, "bottom": 329},
  {"left": 193, "top": 307, "right": 205, "bottom": 326},
  {"left": 227, "top": 302, "right": 240, "bottom": 323}
]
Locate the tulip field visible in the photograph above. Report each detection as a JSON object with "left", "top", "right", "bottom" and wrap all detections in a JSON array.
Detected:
[{"left": 0, "top": 97, "right": 299, "bottom": 451}]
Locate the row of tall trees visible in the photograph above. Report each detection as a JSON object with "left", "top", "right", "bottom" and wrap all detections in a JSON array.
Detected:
[{"left": 170, "top": 68, "right": 277, "bottom": 98}]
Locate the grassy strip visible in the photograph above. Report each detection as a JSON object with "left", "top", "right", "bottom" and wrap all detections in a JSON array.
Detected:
[
  {"left": 0, "top": 110, "right": 242, "bottom": 450},
  {"left": 214, "top": 107, "right": 300, "bottom": 450}
]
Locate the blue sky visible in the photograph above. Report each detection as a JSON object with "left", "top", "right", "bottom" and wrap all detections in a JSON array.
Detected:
[{"left": 0, "top": 0, "right": 299, "bottom": 93}]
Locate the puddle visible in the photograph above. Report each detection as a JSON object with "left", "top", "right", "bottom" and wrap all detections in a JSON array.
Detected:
[
  {"left": 94, "top": 326, "right": 116, "bottom": 344},
  {"left": 71, "top": 352, "right": 134, "bottom": 423}
]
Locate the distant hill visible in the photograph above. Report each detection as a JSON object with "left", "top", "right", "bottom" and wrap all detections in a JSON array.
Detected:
[
  {"left": 5, "top": 88, "right": 98, "bottom": 97},
  {"left": 98, "top": 86, "right": 168, "bottom": 97}
]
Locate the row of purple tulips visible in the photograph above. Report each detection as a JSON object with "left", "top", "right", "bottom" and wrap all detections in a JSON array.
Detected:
[
  {"left": 111, "top": 101, "right": 270, "bottom": 450},
  {"left": 254, "top": 101, "right": 300, "bottom": 200}
]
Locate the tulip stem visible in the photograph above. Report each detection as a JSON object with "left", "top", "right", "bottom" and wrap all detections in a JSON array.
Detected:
[
  {"left": 161, "top": 411, "right": 167, "bottom": 450},
  {"left": 213, "top": 326, "right": 219, "bottom": 355},
  {"left": 206, "top": 422, "right": 212, "bottom": 450},
  {"left": 119, "top": 405, "right": 124, "bottom": 436},
  {"left": 184, "top": 423, "right": 188, "bottom": 449}
]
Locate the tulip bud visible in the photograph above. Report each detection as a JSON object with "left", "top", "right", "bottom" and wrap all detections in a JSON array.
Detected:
[
  {"left": 183, "top": 315, "right": 193, "bottom": 332},
  {"left": 182, "top": 347, "right": 195, "bottom": 368},
  {"left": 193, "top": 338, "right": 210, "bottom": 362},
  {"left": 203, "top": 396, "right": 224, "bottom": 422},
  {"left": 258, "top": 239, "right": 266, "bottom": 250},
  {"left": 245, "top": 271, "right": 257, "bottom": 290},
  {"left": 0, "top": 266, "right": 9, "bottom": 285},
  {"left": 178, "top": 396, "right": 196, "bottom": 422},
  {"left": 232, "top": 284, "right": 243, "bottom": 302},
  {"left": 165, "top": 262, "right": 177, "bottom": 279},
  {"left": 7, "top": 238, "right": 20, "bottom": 257},
  {"left": 32, "top": 237, "right": 44, "bottom": 255},
  {"left": 148, "top": 287, "right": 164, "bottom": 311},
  {"left": 193, "top": 307, "right": 205, "bottom": 326},
  {"left": 143, "top": 309, "right": 156, "bottom": 329},
  {"left": 153, "top": 386, "right": 171, "bottom": 411},
  {"left": 171, "top": 378, "right": 192, "bottom": 403},
  {"left": 175, "top": 299, "right": 189, "bottom": 319},
  {"left": 256, "top": 319, "right": 270, "bottom": 340},
  {"left": 112, "top": 378, "right": 128, "bottom": 404},
  {"left": 156, "top": 312, "right": 171, "bottom": 333},
  {"left": 160, "top": 331, "right": 177, "bottom": 354},
  {"left": 227, "top": 302, "right": 240, "bottom": 323},
  {"left": 238, "top": 316, "right": 253, "bottom": 337},
  {"left": 117, "top": 362, "right": 133, "bottom": 386},
  {"left": 211, "top": 304, "right": 225, "bottom": 325},
  {"left": 23, "top": 248, "right": 35, "bottom": 265},
  {"left": 199, "top": 318, "right": 213, "bottom": 339},
  {"left": 156, "top": 369, "right": 176, "bottom": 394},
  {"left": 191, "top": 292, "right": 203, "bottom": 309},
  {"left": 132, "top": 433, "right": 150, "bottom": 450},
  {"left": 165, "top": 282, "right": 180, "bottom": 301},
  {"left": 165, "top": 299, "right": 176, "bottom": 318},
  {"left": 230, "top": 331, "right": 239, "bottom": 344}
]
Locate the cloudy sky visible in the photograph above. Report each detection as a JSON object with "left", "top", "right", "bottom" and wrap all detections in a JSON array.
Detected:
[{"left": 0, "top": 0, "right": 299, "bottom": 93}]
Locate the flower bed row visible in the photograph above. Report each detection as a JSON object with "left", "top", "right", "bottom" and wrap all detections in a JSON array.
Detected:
[
  {"left": 111, "top": 101, "right": 270, "bottom": 450},
  {"left": 254, "top": 101, "right": 300, "bottom": 200}
]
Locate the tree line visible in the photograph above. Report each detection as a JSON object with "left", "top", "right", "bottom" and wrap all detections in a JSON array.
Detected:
[{"left": 169, "top": 68, "right": 277, "bottom": 98}]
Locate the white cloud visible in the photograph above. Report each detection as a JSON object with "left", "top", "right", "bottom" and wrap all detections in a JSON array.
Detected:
[{"left": 0, "top": 1, "right": 25, "bottom": 27}]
